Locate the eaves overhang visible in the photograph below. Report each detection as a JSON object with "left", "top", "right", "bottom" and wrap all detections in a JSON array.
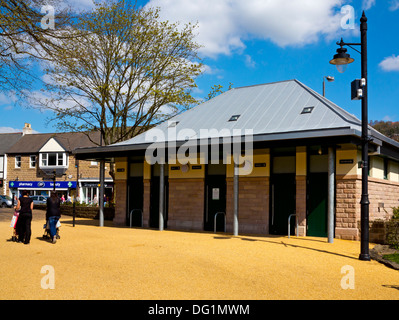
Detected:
[{"left": 73, "top": 126, "right": 382, "bottom": 161}]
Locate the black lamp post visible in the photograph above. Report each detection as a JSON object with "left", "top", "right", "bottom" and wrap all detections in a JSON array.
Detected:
[
  {"left": 323, "top": 75, "right": 335, "bottom": 97},
  {"left": 330, "top": 11, "right": 370, "bottom": 261}
]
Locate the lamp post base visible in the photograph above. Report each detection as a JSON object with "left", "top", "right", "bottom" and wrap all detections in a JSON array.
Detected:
[{"left": 359, "top": 253, "right": 371, "bottom": 261}]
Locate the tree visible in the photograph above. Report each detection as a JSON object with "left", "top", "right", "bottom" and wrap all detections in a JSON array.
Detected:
[
  {"left": 0, "top": 0, "right": 74, "bottom": 95},
  {"left": 35, "top": 0, "right": 203, "bottom": 146},
  {"left": 205, "top": 82, "right": 233, "bottom": 101},
  {"left": 370, "top": 120, "right": 399, "bottom": 142}
]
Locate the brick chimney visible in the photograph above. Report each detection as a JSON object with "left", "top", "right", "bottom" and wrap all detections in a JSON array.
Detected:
[{"left": 22, "top": 123, "right": 32, "bottom": 135}]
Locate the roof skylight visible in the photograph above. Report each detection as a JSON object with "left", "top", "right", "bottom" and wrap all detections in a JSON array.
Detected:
[
  {"left": 301, "top": 106, "right": 314, "bottom": 114},
  {"left": 229, "top": 115, "right": 240, "bottom": 122}
]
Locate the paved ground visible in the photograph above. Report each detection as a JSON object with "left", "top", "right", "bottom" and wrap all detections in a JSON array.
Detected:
[{"left": 0, "top": 207, "right": 398, "bottom": 300}]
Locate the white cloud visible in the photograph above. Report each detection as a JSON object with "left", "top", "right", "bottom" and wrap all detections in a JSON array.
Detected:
[
  {"left": 61, "top": 0, "right": 96, "bottom": 11},
  {"left": 0, "top": 127, "right": 23, "bottom": 133},
  {"left": 379, "top": 55, "right": 399, "bottom": 72},
  {"left": 389, "top": 0, "right": 399, "bottom": 11},
  {"left": 383, "top": 115, "right": 394, "bottom": 121},
  {"left": 244, "top": 55, "right": 256, "bottom": 68},
  {"left": 362, "top": 0, "right": 376, "bottom": 10},
  {"left": 146, "top": 0, "right": 345, "bottom": 58}
]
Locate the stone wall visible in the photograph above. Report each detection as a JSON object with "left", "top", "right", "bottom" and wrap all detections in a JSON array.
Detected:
[
  {"left": 226, "top": 177, "right": 269, "bottom": 234},
  {"left": 336, "top": 174, "right": 399, "bottom": 241},
  {"left": 335, "top": 176, "right": 360, "bottom": 240},
  {"left": 168, "top": 178, "right": 204, "bottom": 231}
]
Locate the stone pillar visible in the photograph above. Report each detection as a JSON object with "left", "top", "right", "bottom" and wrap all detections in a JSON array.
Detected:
[
  {"left": 113, "top": 179, "right": 127, "bottom": 225},
  {"left": 296, "top": 146, "right": 307, "bottom": 236},
  {"left": 113, "top": 157, "right": 128, "bottom": 226},
  {"left": 142, "top": 179, "right": 151, "bottom": 228}
]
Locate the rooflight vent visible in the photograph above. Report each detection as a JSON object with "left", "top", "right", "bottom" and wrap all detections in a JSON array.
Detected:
[
  {"left": 301, "top": 106, "right": 314, "bottom": 114},
  {"left": 168, "top": 121, "right": 179, "bottom": 128},
  {"left": 229, "top": 115, "right": 240, "bottom": 122}
]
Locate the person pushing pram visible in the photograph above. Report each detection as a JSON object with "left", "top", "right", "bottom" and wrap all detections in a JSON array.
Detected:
[
  {"left": 43, "top": 218, "right": 61, "bottom": 240},
  {"left": 45, "top": 191, "right": 61, "bottom": 244}
]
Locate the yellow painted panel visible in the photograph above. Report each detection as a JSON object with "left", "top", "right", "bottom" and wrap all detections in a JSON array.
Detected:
[
  {"left": 226, "top": 153, "right": 270, "bottom": 177},
  {"left": 296, "top": 146, "right": 306, "bottom": 176},
  {"left": 336, "top": 149, "right": 359, "bottom": 176},
  {"left": 167, "top": 154, "right": 205, "bottom": 179},
  {"left": 168, "top": 164, "right": 205, "bottom": 179},
  {"left": 115, "top": 157, "right": 128, "bottom": 180},
  {"left": 389, "top": 161, "right": 399, "bottom": 182},
  {"left": 370, "top": 157, "right": 384, "bottom": 179}
]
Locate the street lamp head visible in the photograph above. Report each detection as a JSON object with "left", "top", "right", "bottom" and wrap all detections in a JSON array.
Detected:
[
  {"left": 325, "top": 76, "right": 335, "bottom": 82},
  {"left": 329, "top": 46, "right": 354, "bottom": 73}
]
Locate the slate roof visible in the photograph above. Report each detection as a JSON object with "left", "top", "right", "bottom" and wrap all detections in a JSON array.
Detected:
[
  {"left": 7, "top": 131, "right": 101, "bottom": 154},
  {"left": 0, "top": 133, "right": 23, "bottom": 155}
]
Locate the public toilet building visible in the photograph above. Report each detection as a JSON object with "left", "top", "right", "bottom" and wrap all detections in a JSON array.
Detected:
[{"left": 74, "top": 80, "right": 399, "bottom": 240}]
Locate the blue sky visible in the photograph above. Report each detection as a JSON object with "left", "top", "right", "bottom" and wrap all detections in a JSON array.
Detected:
[{"left": 1, "top": 0, "right": 399, "bottom": 133}]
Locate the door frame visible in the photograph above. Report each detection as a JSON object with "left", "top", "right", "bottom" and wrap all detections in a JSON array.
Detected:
[
  {"left": 204, "top": 164, "right": 226, "bottom": 232},
  {"left": 306, "top": 146, "right": 335, "bottom": 237},
  {"left": 269, "top": 148, "right": 296, "bottom": 235}
]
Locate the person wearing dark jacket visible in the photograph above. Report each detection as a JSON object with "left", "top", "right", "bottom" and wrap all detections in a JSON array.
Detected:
[
  {"left": 15, "top": 190, "right": 34, "bottom": 244},
  {"left": 46, "top": 191, "right": 61, "bottom": 244}
]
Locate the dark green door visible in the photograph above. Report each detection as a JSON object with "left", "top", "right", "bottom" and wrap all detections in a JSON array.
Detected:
[
  {"left": 270, "top": 173, "right": 296, "bottom": 235},
  {"left": 307, "top": 172, "right": 328, "bottom": 237},
  {"left": 204, "top": 175, "right": 226, "bottom": 232}
]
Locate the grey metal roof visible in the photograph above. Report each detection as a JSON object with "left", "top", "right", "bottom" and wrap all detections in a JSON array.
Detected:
[
  {"left": 113, "top": 79, "right": 363, "bottom": 145},
  {"left": 74, "top": 79, "right": 399, "bottom": 155}
]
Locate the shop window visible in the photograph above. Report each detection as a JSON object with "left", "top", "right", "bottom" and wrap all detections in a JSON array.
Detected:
[
  {"left": 30, "top": 155, "right": 36, "bottom": 168},
  {"left": 40, "top": 152, "right": 67, "bottom": 168}
]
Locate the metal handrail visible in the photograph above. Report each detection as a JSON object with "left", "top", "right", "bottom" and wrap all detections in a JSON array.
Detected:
[
  {"left": 288, "top": 214, "right": 298, "bottom": 238},
  {"left": 214, "top": 212, "right": 226, "bottom": 233},
  {"left": 129, "top": 209, "right": 143, "bottom": 228}
]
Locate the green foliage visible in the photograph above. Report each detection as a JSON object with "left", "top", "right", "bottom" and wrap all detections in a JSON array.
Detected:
[
  {"left": 205, "top": 83, "right": 233, "bottom": 101},
  {"left": 383, "top": 253, "right": 399, "bottom": 264},
  {"left": 392, "top": 206, "right": 399, "bottom": 220},
  {"left": 386, "top": 207, "right": 399, "bottom": 249}
]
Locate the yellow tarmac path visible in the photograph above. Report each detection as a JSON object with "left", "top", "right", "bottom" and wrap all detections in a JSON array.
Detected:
[{"left": 0, "top": 210, "right": 398, "bottom": 300}]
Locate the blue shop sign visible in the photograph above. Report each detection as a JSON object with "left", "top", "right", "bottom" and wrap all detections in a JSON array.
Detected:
[{"left": 9, "top": 181, "right": 77, "bottom": 189}]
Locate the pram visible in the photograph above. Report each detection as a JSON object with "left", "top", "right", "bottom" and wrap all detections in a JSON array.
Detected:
[
  {"left": 10, "top": 210, "right": 19, "bottom": 241},
  {"left": 42, "top": 219, "right": 61, "bottom": 240}
]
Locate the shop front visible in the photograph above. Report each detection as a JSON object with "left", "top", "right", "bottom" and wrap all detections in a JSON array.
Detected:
[
  {"left": 79, "top": 180, "right": 114, "bottom": 205},
  {"left": 8, "top": 180, "right": 77, "bottom": 200}
]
